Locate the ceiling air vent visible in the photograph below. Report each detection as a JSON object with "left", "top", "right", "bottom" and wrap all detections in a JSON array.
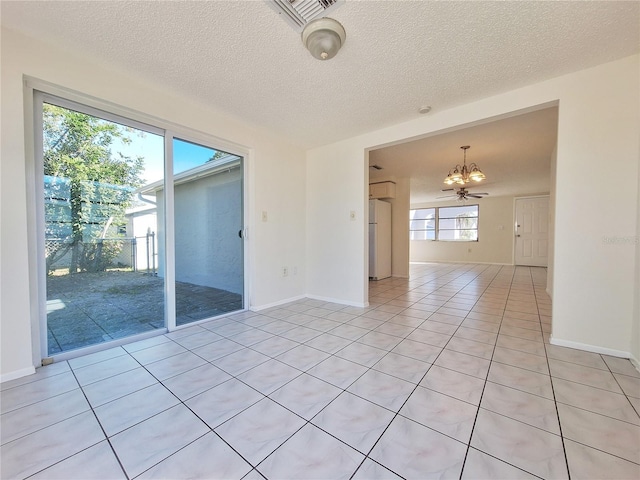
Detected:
[{"left": 268, "top": 0, "right": 343, "bottom": 32}]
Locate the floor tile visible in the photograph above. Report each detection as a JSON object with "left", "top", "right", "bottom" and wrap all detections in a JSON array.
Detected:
[
  {"left": 0, "top": 388, "right": 90, "bottom": 445},
  {"left": 352, "top": 458, "right": 403, "bottom": 479},
  {"left": 280, "top": 325, "right": 322, "bottom": 343},
  {"left": 312, "top": 391, "right": 394, "bottom": 454},
  {"left": 28, "top": 440, "right": 126, "bottom": 480},
  {"left": 237, "top": 359, "right": 301, "bottom": 395},
  {"left": 172, "top": 330, "right": 223, "bottom": 350},
  {"left": 487, "top": 361, "right": 553, "bottom": 399},
  {"left": 257, "top": 423, "right": 364, "bottom": 479},
  {"left": 275, "top": 344, "right": 330, "bottom": 371},
  {"left": 496, "top": 334, "right": 546, "bottom": 356},
  {"left": 110, "top": 404, "right": 209, "bottom": 478},
  {"left": 400, "top": 386, "right": 477, "bottom": 443},
  {"left": 391, "top": 338, "right": 442, "bottom": 363},
  {"left": 480, "top": 381, "right": 560, "bottom": 434},
  {"left": 0, "top": 372, "right": 79, "bottom": 414},
  {"left": 453, "top": 326, "right": 497, "bottom": 345},
  {"left": 369, "top": 415, "right": 467, "bottom": 479},
  {"left": 461, "top": 447, "right": 538, "bottom": 479},
  {"left": 470, "top": 409, "right": 568, "bottom": 479},
  {"left": 548, "top": 358, "right": 622, "bottom": 392},
  {"left": 81, "top": 367, "right": 157, "bottom": 408},
  {"left": 372, "top": 352, "right": 431, "bottom": 384},
  {"left": 336, "top": 342, "right": 388, "bottom": 367},
  {"left": 213, "top": 348, "right": 270, "bottom": 376},
  {"left": 493, "top": 346, "right": 549, "bottom": 375},
  {"left": 564, "top": 438, "right": 640, "bottom": 480},
  {"left": 269, "top": 373, "right": 342, "bottom": 420},
  {"left": 328, "top": 324, "right": 370, "bottom": 341},
  {"left": 357, "top": 331, "right": 402, "bottom": 350},
  {"left": 445, "top": 337, "right": 494, "bottom": 360},
  {"left": 546, "top": 344, "right": 608, "bottom": 370},
  {"left": 434, "top": 349, "right": 491, "bottom": 379},
  {"left": 304, "top": 333, "right": 353, "bottom": 354},
  {"left": 186, "top": 378, "right": 264, "bottom": 428},
  {"left": 349, "top": 316, "right": 386, "bottom": 330},
  {"left": 406, "top": 328, "right": 451, "bottom": 348},
  {"left": 129, "top": 341, "right": 187, "bottom": 365},
  {"left": 553, "top": 377, "right": 640, "bottom": 425},
  {"left": 162, "top": 363, "right": 232, "bottom": 401},
  {"left": 615, "top": 372, "right": 640, "bottom": 398},
  {"left": 215, "top": 398, "right": 306, "bottom": 465},
  {"left": 67, "top": 346, "right": 127, "bottom": 369},
  {"left": 94, "top": 382, "right": 178, "bottom": 436},
  {"left": 251, "top": 336, "right": 299, "bottom": 357},
  {"left": 0, "top": 361, "right": 70, "bottom": 391},
  {"left": 144, "top": 351, "right": 208, "bottom": 381},
  {"left": 307, "top": 356, "right": 367, "bottom": 389},
  {"left": 420, "top": 365, "right": 485, "bottom": 405},
  {"left": 377, "top": 317, "right": 417, "bottom": 333},
  {"left": 138, "top": 432, "right": 252, "bottom": 479},
  {"left": 557, "top": 402, "right": 640, "bottom": 463},
  {"left": 347, "top": 369, "right": 415, "bottom": 411},
  {"left": 602, "top": 355, "right": 640, "bottom": 378},
  {"left": 0, "top": 411, "right": 105, "bottom": 479}
]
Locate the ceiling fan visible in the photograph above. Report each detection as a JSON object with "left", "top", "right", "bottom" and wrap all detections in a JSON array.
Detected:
[{"left": 437, "top": 187, "right": 489, "bottom": 201}]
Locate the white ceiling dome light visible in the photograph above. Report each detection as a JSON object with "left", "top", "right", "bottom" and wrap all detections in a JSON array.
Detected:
[{"left": 301, "top": 17, "right": 346, "bottom": 60}]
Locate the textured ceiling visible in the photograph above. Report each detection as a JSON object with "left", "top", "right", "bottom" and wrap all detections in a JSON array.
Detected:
[
  {"left": 369, "top": 106, "right": 559, "bottom": 204},
  {"left": 1, "top": 1, "right": 638, "bottom": 150}
]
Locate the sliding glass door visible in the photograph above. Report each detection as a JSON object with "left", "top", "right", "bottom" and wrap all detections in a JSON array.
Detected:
[
  {"left": 172, "top": 138, "right": 244, "bottom": 326},
  {"left": 38, "top": 94, "right": 244, "bottom": 357}
]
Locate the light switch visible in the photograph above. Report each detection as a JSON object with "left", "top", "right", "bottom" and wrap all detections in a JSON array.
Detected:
[
  {"left": 262, "top": 211, "right": 268, "bottom": 222},
  {"left": 350, "top": 211, "right": 356, "bottom": 221}
]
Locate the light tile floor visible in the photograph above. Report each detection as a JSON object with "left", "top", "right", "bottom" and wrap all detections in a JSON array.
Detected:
[{"left": 2, "top": 263, "right": 640, "bottom": 479}]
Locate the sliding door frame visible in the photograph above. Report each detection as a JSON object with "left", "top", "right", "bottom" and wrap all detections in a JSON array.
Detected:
[{"left": 25, "top": 77, "right": 251, "bottom": 364}]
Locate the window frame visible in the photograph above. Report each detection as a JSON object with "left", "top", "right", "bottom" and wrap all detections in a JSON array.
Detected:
[{"left": 409, "top": 204, "right": 479, "bottom": 242}]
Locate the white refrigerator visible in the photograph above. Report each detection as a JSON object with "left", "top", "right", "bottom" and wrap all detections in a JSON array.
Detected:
[{"left": 369, "top": 199, "right": 392, "bottom": 280}]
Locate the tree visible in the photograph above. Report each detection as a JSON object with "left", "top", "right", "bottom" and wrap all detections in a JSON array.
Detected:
[{"left": 43, "top": 103, "right": 145, "bottom": 274}]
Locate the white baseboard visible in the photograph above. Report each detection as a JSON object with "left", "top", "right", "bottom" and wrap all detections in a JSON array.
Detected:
[
  {"left": 250, "top": 295, "right": 306, "bottom": 312},
  {"left": 550, "top": 336, "right": 631, "bottom": 358},
  {"left": 305, "top": 294, "right": 368, "bottom": 308},
  {"left": 0, "top": 366, "right": 36, "bottom": 384},
  {"left": 630, "top": 354, "right": 640, "bottom": 372}
]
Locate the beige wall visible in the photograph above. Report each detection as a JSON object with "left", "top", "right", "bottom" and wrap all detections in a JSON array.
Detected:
[
  {"left": 0, "top": 28, "right": 307, "bottom": 380},
  {"left": 409, "top": 196, "right": 519, "bottom": 265}
]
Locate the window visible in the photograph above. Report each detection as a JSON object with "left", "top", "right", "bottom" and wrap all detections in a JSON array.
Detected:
[
  {"left": 410, "top": 205, "right": 479, "bottom": 241},
  {"left": 409, "top": 208, "right": 435, "bottom": 240}
]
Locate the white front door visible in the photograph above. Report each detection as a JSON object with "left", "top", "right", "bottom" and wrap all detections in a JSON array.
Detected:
[{"left": 515, "top": 196, "right": 550, "bottom": 267}]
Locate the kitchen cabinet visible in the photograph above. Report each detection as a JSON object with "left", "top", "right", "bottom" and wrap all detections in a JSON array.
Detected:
[{"left": 369, "top": 181, "right": 396, "bottom": 199}]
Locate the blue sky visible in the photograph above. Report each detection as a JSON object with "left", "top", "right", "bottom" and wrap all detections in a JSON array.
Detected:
[{"left": 113, "top": 132, "right": 221, "bottom": 185}]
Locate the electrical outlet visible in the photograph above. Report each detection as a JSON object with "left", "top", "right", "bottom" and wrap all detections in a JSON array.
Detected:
[{"left": 282, "top": 266, "right": 288, "bottom": 277}]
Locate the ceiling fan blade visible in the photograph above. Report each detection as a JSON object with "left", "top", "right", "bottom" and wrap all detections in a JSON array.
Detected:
[
  {"left": 440, "top": 188, "right": 455, "bottom": 192},
  {"left": 468, "top": 195, "right": 483, "bottom": 198},
  {"left": 436, "top": 194, "right": 457, "bottom": 199}
]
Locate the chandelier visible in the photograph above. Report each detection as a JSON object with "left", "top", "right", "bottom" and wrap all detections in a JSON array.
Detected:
[{"left": 443, "top": 145, "right": 486, "bottom": 186}]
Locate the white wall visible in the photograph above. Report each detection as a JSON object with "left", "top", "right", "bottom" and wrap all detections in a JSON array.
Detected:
[
  {"left": 388, "top": 178, "right": 410, "bottom": 278},
  {"left": 410, "top": 196, "right": 518, "bottom": 265},
  {"left": 306, "top": 54, "right": 639, "bottom": 357},
  {"left": 0, "top": 28, "right": 306, "bottom": 380}
]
